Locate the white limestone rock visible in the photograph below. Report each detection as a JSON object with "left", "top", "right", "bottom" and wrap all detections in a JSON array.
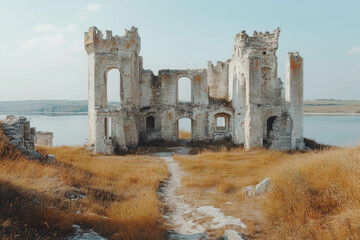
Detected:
[
  {"left": 223, "top": 230, "right": 246, "bottom": 240},
  {"left": 242, "top": 185, "right": 255, "bottom": 196},
  {"left": 243, "top": 178, "right": 271, "bottom": 196},
  {"left": 254, "top": 178, "right": 270, "bottom": 195}
]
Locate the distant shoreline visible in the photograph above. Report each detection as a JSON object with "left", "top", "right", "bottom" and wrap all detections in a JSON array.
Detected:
[
  {"left": 0, "top": 112, "right": 88, "bottom": 116},
  {"left": 304, "top": 112, "right": 360, "bottom": 116},
  {"left": 0, "top": 99, "right": 359, "bottom": 117},
  {"left": 1, "top": 112, "right": 360, "bottom": 117}
]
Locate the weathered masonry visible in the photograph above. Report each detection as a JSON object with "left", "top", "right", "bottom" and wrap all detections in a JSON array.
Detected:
[{"left": 85, "top": 26, "right": 304, "bottom": 154}]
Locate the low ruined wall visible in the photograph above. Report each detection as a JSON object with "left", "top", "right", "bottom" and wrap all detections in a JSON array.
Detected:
[
  {"left": 0, "top": 115, "right": 36, "bottom": 153},
  {"left": 35, "top": 131, "right": 53, "bottom": 146}
]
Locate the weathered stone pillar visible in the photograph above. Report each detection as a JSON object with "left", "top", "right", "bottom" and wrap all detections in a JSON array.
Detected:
[
  {"left": 244, "top": 56, "right": 263, "bottom": 149},
  {"left": 286, "top": 51, "right": 304, "bottom": 149},
  {"left": 85, "top": 27, "right": 98, "bottom": 146}
]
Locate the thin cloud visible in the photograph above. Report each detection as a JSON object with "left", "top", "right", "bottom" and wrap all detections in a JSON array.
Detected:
[
  {"left": 32, "top": 24, "right": 78, "bottom": 34},
  {"left": 347, "top": 46, "right": 360, "bottom": 55},
  {"left": 21, "top": 33, "right": 66, "bottom": 51},
  {"left": 20, "top": 24, "right": 82, "bottom": 63},
  {"left": 77, "top": 4, "right": 100, "bottom": 19},
  {"left": 33, "top": 24, "right": 57, "bottom": 33}
]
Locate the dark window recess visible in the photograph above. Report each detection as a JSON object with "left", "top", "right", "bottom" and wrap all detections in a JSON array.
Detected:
[{"left": 146, "top": 116, "right": 155, "bottom": 130}]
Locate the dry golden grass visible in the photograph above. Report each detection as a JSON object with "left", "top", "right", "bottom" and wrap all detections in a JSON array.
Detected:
[
  {"left": 0, "top": 129, "right": 168, "bottom": 239},
  {"left": 265, "top": 147, "right": 360, "bottom": 239},
  {"left": 178, "top": 130, "right": 191, "bottom": 140},
  {"left": 174, "top": 146, "right": 360, "bottom": 239}
]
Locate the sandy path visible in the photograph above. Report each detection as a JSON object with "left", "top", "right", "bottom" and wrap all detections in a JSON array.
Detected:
[{"left": 158, "top": 150, "right": 246, "bottom": 239}]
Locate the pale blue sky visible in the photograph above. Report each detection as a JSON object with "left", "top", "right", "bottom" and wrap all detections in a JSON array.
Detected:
[{"left": 0, "top": 0, "right": 359, "bottom": 100}]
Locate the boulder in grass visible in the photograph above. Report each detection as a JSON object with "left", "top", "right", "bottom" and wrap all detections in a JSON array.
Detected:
[
  {"left": 223, "top": 230, "right": 246, "bottom": 240},
  {"left": 243, "top": 178, "right": 270, "bottom": 196},
  {"left": 254, "top": 178, "right": 270, "bottom": 195}
]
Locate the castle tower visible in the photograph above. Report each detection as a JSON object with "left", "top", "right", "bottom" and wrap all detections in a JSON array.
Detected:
[
  {"left": 286, "top": 51, "right": 304, "bottom": 149},
  {"left": 229, "top": 28, "right": 281, "bottom": 149},
  {"left": 84, "top": 26, "right": 141, "bottom": 154}
]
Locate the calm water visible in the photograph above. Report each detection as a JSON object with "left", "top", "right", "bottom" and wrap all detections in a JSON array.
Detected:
[
  {"left": 0, "top": 114, "right": 88, "bottom": 146},
  {"left": 304, "top": 115, "right": 360, "bottom": 146},
  {"left": 1, "top": 114, "right": 359, "bottom": 147}
]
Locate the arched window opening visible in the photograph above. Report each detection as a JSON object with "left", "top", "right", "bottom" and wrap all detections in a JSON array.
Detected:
[
  {"left": 106, "top": 68, "right": 121, "bottom": 107},
  {"left": 178, "top": 118, "right": 191, "bottom": 140},
  {"left": 267, "top": 116, "right": 277, "bottom": 138},
  {"left": 178, "top": 77, "right": 191, "bottom": 102},
  {"left": 215, "top": 113, "right": 230, "bottom": 131},
  {"left": 146, "top": 116, "right": 155, "bottom": 131}
]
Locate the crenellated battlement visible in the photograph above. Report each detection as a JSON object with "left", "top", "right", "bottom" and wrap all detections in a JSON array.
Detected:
[
  {"left": 234, "top": 27, "right": 280, "bottom": 56},
  {"left": 84, "top": 26, "right": 141, "bottom": 54}
]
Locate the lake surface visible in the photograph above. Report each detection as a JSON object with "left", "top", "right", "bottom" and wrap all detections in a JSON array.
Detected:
[
  {"left": 1, "top": 114, "right": 359, "bottom": 147},
  {"left": 304, "top": 115, "right": 360, "bottom": 146},
  {"left": 0, "top": 114, "right": 88, "bottom": 146}
]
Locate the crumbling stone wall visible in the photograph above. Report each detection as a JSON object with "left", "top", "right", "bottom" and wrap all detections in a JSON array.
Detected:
[
  {"left": 85, "top": 26, "right": 304, "bottom": 154},
  {"left": 35, "top": 131, "right": 53, "bottom": 146},
  {"left": 0, "top": 115, "right": 36, "bottom": 154}
]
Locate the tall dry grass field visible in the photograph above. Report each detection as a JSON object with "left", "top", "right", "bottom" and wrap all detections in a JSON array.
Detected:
[
  {"left": 0, "top": 129, "right": 168, "bottom": 239},
  {"left": 178, "top": 130, "right": 191, "bottom": 140},
  {"left": 174, "top": 146, "right": 360, "bottom": 239}
]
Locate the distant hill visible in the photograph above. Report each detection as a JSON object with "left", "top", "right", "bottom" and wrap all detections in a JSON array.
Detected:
[
  {"left": 0, "top": 100, "right": 120, "bottom": 114},
  {"left": 0, "top": 100, "right": 88, "bottom": 114},
  {"left": 304, "top": 99, "right": 360, "bottom": 114}
]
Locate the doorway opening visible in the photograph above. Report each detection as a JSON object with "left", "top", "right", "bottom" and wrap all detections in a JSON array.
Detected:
[{"left": 178, "top": 118, "right": 192, "bottom": 140}]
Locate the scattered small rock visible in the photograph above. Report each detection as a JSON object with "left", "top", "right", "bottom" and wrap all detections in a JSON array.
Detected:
[
  {"left": 48, "top": 154, "right": 55, "bottom": 161},
  {"left": 64, "top": 188, "right": 85, "bottom": 201},
  {"left": 242, "top": 186, "right": 255, "bottom": 196},
  {"left": 168, "top": 231, "right": 208, "bottom": 240},
  {"left": 65, "top": 224, "right": 107, "bottom": 240}
]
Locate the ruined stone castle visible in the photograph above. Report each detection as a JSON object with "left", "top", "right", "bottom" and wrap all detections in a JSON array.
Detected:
[{"left": 85, "top": 26, "right": 304, "bottom": 154}]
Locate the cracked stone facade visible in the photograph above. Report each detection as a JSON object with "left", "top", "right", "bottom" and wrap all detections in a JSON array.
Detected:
[{"left": 85, "top": 26, "right": 304, "bottom": 154}]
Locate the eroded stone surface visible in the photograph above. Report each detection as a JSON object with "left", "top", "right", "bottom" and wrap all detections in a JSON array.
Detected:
[
  {"left": 85, "top": 27, "right": 304, "bottom": 154},
  {"left": 254, "top": 178, "right": 270, "bottom": 195},
  {"left": 0, "top": 115, "right": 36, "bottom": 153},
  {"left": 223, "top": 230, "right": 246, "bottom": 240},
  {"left": 35, "top": 131, "right": 53, "bottom": 146}
]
